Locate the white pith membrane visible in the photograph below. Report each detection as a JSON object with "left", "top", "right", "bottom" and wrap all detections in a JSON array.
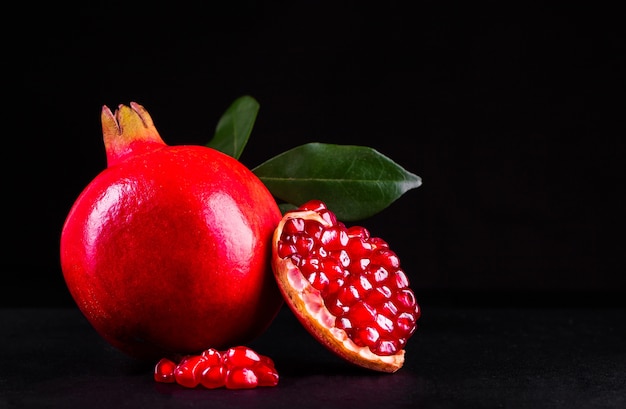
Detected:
[{"left": 272, "top": 210, "right": 405, "bottom": 373}]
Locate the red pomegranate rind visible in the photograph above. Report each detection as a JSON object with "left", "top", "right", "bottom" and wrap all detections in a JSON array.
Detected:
[
  {"left": 61, "top": 103, "right": 284, "bottom": 362},
  {"left": 272, "top": 200, "right": 421, "bottom": 373},
  {"left": 154, "top": 346, "right": 279, "bottom": 389}
]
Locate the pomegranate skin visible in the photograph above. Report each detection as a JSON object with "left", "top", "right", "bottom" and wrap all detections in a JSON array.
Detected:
[{"left": 60, "top": 103, "right": 284, "bottom": 361}]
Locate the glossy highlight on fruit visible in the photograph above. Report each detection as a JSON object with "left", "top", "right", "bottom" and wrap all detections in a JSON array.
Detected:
[
  {"left": 272, "top": 200, "right": 420, "bottom": 373},
  {"left": 60, "top": 102, "right": 284, "bottom": 361},
  {"left": 155, "top": 346, "right": 279, "bottom": 389}
]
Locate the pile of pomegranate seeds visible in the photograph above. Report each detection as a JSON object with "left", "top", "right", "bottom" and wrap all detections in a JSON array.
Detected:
[
  {"left": 154, "top": 346, "right": 278, "bottom": 389},
  {"left": 276, "top": 200, "right": 420, "bottom": 356}
]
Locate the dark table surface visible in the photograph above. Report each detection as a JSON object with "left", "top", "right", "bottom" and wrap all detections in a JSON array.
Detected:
[{"left": 2, "top": 300, "right": 625, "bottom": 409}]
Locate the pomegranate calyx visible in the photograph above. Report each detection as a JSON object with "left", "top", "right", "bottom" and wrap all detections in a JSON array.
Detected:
[{"left": 101, "top": 101, "right": 166, "bottom": 166}]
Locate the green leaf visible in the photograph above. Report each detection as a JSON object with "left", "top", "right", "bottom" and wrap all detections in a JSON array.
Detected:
[
  {"left": 252, "top": 142, "right": 422, "bottom": 221},
  {"left": 206, "top": 95, "right": 259, "bottom": 159}
]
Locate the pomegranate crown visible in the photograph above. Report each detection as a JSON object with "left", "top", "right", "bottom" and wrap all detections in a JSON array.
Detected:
[{"left": 101, "top": 102, "right": 166, "bottom": 166}]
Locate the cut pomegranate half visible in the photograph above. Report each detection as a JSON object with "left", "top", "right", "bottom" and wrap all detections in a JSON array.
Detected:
[{"left": 272, "top": 200, "right": 420, "bottom": 373}]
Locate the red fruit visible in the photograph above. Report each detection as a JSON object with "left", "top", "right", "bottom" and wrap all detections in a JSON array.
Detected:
[
  {"left": 60, "top": 102, "right": 284, "bottom": 361},
  {"left": 174, "top": 355, "right": 206, "bottom": 388},
  {"left": 154, "top": 346, "right": 279, "bottom": 389},
  {"left": 154, "top": 358, "right": 177, "bottom": 383},
  {"left": 272, "top": 200, "right": 420, "bottom": 373}
]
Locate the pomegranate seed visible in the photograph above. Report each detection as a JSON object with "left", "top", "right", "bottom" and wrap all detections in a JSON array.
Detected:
[
  {"left": 366, "top": 285, "right": 393, "bottom": 305},
  {"left": 201, "top": 348, "right": 222, "bottom": 364},
  {"left": 300, "top": 199, "right": 327, "bottom": 212},
  {"left": 304, "top": 220, "right": 324, "bottom": 240},
  {"left": 154, "top": 346, "right": 278, "bottom": 389},
  {"left": 337, "top": 284, "right": 360, "bottom": 307},
  {"left": 320, "top": 226, "right": 349, "bottom": 250},
  {"left": 277, "top": 241, "right": 297, "bottom": 258},
  {"left": 324, "top": 278, "right": 345, "bottom": 298},
  {"left": 376, "top": 339, "right": 399, "bottom": 355},
  {"left": 373, "top": 248, "right": 400, "bottom": 270},
  {"left": 318, "top": 209, "right": 337, "bottom": 226},
  {"left": 394, "top": 270, "right": 409, "bottom": 288},
  {"left": 283, "top": 217, "right": 305, "bottom": 234},
  {"left": 307, "top": 270, "right": 330, "bottom": 292},
  {"left": 320, "top": 258, "right": 345, "bottom": 281},
  {"left": 154, "top": 358, "right": 177, "bottom": 383},
  {"left": 325, "top": 292, "right": 347, "bottom": 316},
  {"left": 174, "top": 355, "right": 206, "bottom": 388},
  {"left": 226, "top": 367, "right": 258, "bottom": 389},
  {"left": 346, "top": 225, "right": 370, "bottom": 240},
  {"left": 396, "top": 312, "right": 417, "bottom": 335},
  {"left": 200, "top": 365, "right": 226, "bottom": 389},
  {"left": 397, "top": 288, "right": 417, "bottom": 309},
  {"left": 334, "top": 249, "right": 351, "bottom": 268},
  {"left": 369, "top": 265, "right": 390, "bottom": 283},
  {"left": 256, "top": 364, "right": 280, "bottom": 387},
  {"left": 347, "top": 237, "right": 373, "bottom": 259},
  {"left": 375, "top": 313, "right": 395, "bottom": 334},
  {"left": 299, "top": 256, "right": 320, "bottom": 276},
  {"left": 381, "top": 300, "right": 399, "bottom": 316},
  {"left": 369, "top": 237, "right": 389, "bottom": 248},
  {"left": 414, "top": 303, "right": 422, "bottom": 320},
  {"left": 349, "top": 301, "right": 377, "bottom": 326},
  {"left": 357, "top": 275, "right": 373, "bottom": 292},
  {"left": 350, "top": 259, "right": 370, "bottom": 275},
  {"left": 295, "top": 235, "right": 314, "bottom": 255},
  {"left": 224, "top": 346, "right": 261, "bottom": 367},
  {"left": 355, "top": 326, "right": 380, "bottom": 348}
]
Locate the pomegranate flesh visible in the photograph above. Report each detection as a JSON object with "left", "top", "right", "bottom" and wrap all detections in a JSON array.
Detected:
[
  {"left": 60, "top": 102, "right": 284, "bottom": 361},
  {"left": 272, "top": 200, "right": 420, "bottom": 373}
]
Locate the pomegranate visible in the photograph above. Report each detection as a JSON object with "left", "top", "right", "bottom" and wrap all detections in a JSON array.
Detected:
[
  {"left": 60, "top": 102, "right": 284, "bottom": 361},
  {"left": 272, "top": 200, "right": 420, "bottom": 373}
]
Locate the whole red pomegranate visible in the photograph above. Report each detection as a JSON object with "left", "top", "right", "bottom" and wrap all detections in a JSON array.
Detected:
[{"left": 60, "top": 102, "right": 284, "bottom": 361}]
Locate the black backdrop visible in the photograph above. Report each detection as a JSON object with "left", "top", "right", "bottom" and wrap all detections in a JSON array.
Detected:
[{"left": 4, "top": 2, "right": 625, "bottom": 307}]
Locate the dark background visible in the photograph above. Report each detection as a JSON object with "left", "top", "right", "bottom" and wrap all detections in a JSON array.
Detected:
[{"left": 3, "top": 2, "right": 625, "bottom": 308}]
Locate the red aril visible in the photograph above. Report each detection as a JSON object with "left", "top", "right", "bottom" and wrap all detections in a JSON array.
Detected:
[
  {"left": 272, "top": 200, "right": 420, "bottom": 373},
  {"left": 154, "top": 346, "right": 279, "bottom": 389}
]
